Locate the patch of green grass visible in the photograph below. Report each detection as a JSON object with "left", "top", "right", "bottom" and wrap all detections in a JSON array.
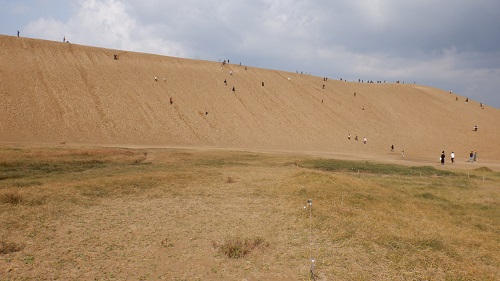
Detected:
[
  {"left": 11, "top": 180, "right": 43, "bottom": 187},
  {"left": 0, "top": 160, "right": 107, "bottom": 181},
  {"left": 301, "top": 159, "right": 455, "bottom": 176},
  {"left": 0, "top": 149, "right": 152, "bottom": 189},
  {"left": 23, "top": 255, "right": 35, "bottom": 264},
  {"left": 474, "top": 166, "right": 493, "bottom": 172},
  {"left": 469, "top": 203, "right": 496, "bottom": 212},
  {"left": 73, "top": 175, "right": 163, "bottom": 200},
  {"left": 416, "top": 192, "right": 440, "bottom": 200},
  {"left": 194, "top": 158, "right": 250, "bottom": 168},
  {"left": 77, "top": 185, "right": 110, "bottom": 198},
  {"left": 191, "top": 151, "right": 261, "bottom": 168}
]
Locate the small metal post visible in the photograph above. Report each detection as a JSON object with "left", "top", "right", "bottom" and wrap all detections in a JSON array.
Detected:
[
  {"left": 310, "top": 258, "right": 316, "bottom": 280},
  {"left": 307, "top": 199, "right": 314, "bottom": 280}
]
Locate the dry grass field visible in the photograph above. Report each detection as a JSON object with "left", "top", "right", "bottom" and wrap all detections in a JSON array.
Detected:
[{"left": 1, "top": 146, "right": 498, "bottom": 280}]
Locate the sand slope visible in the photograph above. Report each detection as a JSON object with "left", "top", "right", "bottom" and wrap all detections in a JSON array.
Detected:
[{"left": 1, "top": 35, "right": 499, "bottom": 162}]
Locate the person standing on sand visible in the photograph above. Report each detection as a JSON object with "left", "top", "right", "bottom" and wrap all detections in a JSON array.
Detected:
[
  {"left": 469, "top": 151, "right": 474, "bottom": 162},
  {"left": 363, "top": 137, "right": 367, "bottom": 144},
  {"left": 401, "top": 151, "right": 405, "bottom": 158},
  {"left": 355, "top": 135, "right": 358, "bottom": 141},
  {"left": 440, "top": 151, "right": 445, "bottom": 165},
  {"left": 451, "top": 152, "right": 455, "bottom": 163},
  {"left": 391, "top": 145, "right": 394, "bottom": 152},
  {"left": 348, "top": 134, "right": 351, "bottom": 140},
  {"left": 473, "top": 152, "right": 477, "bottom": 162}
]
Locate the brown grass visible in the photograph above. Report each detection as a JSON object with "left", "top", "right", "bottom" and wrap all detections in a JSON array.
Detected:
[
  {"left": 0, "top": 146, "right": 498, "bottom": 280},
  {"left": 225, "top": 176, "right": 234, "bottom": 183},
  {"left": 213, "top": 235, "right": 268, "bottom": 258},
  {"left": 0, "top": 191, "right": 23, "bottom": 205},
  {"left": 0, "top": 240, "right": 23, "bottom": 254}
]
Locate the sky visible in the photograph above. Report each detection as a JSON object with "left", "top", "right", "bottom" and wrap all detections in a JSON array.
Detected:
[{"left": 1, "top": 0, "right": 500, "bottom": 108}]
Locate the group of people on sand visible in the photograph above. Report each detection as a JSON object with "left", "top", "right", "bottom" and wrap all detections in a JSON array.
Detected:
[
  {"left": 221, "top": 63, "right": 250, "bottom": 93},
  {"left": 439, "top": 150, "right": 477, "bottom": 165},
  {"left": 348, "top": 134, "right": 367, "bottom": 144},
  {"left": 18, "top": 29, "right": 72, "bottom": 44},
  {"left": 389, "top": 145, "right": 405, "bottom": 158},
  {"left": 451, "top": 92, "right": 485, "bottom": 109},
  {"left": 151, "top": 76, "right": 174, "bottom": 105},
  {"left": 468, "top": 151, "right": 478, "bottom": 163}
]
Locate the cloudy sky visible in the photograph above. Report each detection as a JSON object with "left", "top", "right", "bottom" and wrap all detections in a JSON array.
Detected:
[{"left": 2, "top": 0, "right": 499, "bottom": 108}]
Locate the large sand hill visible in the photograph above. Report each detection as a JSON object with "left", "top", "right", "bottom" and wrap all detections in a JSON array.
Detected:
[{"left": 1, "top": 35, "right": 499, "bottom": 168}]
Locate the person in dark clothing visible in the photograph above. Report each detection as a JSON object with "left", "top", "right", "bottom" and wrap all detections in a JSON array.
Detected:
[{"left": 440, "top": 151, "right": 445, "bottom": 165}]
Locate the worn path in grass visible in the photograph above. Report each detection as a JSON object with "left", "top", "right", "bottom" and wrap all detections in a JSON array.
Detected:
[{"left": 91, "top": 143, "right": 500, "bottom": 172}]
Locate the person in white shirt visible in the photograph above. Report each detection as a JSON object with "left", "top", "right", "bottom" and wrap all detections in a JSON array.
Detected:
[{"left": 451, "top": 152, "right": 455, "bottom": 163}]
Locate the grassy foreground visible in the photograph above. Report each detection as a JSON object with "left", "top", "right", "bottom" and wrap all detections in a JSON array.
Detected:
[{"left": 0, "top": 146, "right": 498, "bottom": 280}]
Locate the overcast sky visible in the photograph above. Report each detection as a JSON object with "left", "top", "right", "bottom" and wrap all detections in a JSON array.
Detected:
[{"left": 2, "top": 0, "right": 499, "bottom": 108}]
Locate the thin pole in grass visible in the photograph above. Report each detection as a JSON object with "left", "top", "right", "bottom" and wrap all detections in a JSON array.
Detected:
[{"left": 307, "top": 199, "right": 316, "bottom": 280}]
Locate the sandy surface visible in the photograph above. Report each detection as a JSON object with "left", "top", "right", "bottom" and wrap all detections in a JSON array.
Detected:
[{"left": 1, "top": 34, "right": 499, "bottom": 168}]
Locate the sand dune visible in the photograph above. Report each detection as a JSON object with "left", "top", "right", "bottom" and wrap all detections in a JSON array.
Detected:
[{"left": 1, "top": 35, "right": 499, "bottom": 164}]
